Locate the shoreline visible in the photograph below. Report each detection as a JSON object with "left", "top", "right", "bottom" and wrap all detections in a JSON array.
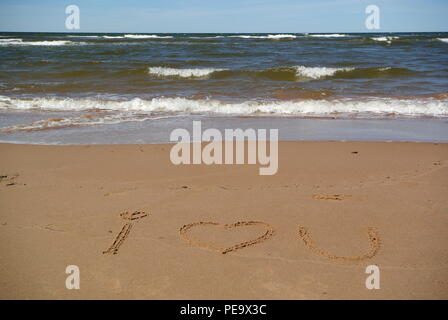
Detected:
[
  {"left": 1, "top": 115, "right": 448, "bottom": 145},
  {"left": 1, "top": 141, "right": 447, "bottom": 299}
]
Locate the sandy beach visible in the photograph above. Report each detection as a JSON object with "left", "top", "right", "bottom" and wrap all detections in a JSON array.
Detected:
[{"left": 0, "top": 141, "right": 447, "bottom": 299}]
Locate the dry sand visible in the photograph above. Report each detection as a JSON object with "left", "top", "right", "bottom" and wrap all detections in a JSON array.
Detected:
[{"left": 0, "top": 141, "right": 447, "bottom": 299}]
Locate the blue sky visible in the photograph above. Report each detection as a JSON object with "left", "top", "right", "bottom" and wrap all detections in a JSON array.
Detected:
[{"left": 0, "top": 0, "right": 447, "bottom": 33}]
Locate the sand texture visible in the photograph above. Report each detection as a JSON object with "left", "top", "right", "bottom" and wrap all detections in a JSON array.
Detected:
[{"left": 0, "top": 141, "right": 447, "bottom": 299}]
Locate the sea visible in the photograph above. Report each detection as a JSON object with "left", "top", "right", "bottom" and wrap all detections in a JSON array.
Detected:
[{"left": 0, "top": 32, "right": 447, "bottom": 144}]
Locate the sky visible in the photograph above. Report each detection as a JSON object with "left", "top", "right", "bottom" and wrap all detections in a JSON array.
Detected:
[{"left": 0, "top": 0, "right": 447, "bottom": 33}]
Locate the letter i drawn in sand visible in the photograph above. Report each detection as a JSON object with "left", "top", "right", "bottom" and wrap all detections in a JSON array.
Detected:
[{"left": 103, "top": 211, "right": 148, "bottom": 255}]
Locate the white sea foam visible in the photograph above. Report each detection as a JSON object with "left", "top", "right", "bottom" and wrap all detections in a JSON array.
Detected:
[
  {"left": 124, "top": 34, "right": 173, "bottom": 39},
  {"left": 101, "top": 34, "right": 173, "bottom": 39},
  {"left": 266, "top": 34, "right": 297, "bottom": 39},
  {"left": 0, "top": 113, "right": 175, "bottom": 133},
  {"left": 189, "top": 36, "right": 225, "bottom": 39},
  {"left": 0, "top": 38, "right": 23, "bottom": 42},
  {"left": 438, "top": 38, "right": 448, "bottom": 43},
  {"left": 294, "top": 66, "right": 354, "bottom": 79},
  {"left": 229, "top": 35, "right": 259, "bottom": 39},
  {"left": 148, "top": 67, "right": 226, "bottom": 78},
  {"left": 371, "top": 36, "right": 399, "bottom": 44},
  {"left": 0, "top": 39, "right": 84, "bottom": 46},
  {"left": 308, "top": 34, "right": 348, "bottom": 38},
  {"left": 1, "top": 96, "right": 446, "bottom": 117},
  {"left": 103, "top": 35, "right": 125, "bottom": 39},
  {"left": 229, "top": 34, "right": 296, "bottom": 39},
  {"left": 66, "top": 35, "right": 100, "bottom": 38}
]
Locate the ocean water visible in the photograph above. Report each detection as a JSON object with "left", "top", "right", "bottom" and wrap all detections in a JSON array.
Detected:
[{"left": 0, "top": 32, "right": 447, "bottom": 143}]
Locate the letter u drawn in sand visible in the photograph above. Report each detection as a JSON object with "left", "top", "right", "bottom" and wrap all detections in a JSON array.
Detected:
[{"left": 297, "top": 226, "right": 381, "bottom": 262}]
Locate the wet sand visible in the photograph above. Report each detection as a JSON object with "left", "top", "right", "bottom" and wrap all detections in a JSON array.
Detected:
[
  {"left": 2, "top": 114, "right": 448, "bottom": 145},
  {"left": 0, "top": 141, "right": 447, "bottom": 299}
]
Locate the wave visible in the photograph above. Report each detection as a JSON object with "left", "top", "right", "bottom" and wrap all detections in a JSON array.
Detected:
[
  {"left": 189, "top": 36, "right": 225, "bottom": 39},
  {"left": 148, "top": 67, "right": 227, "bottom": 78},
  {"left": 294, "top": 66, "right": 354, "bottom": 79},
  {"left": 229, "top": 34, "right": 297, "bottom": 39},
  {"left": 0, "top": 113, "right": 175, "bottom": 133},
  {"left": 308, "top": 34, "right": 348, "bottom": 38},
  {"left": 0, "top": 39, "right": 84, "bottom": 46},
  {"left": 145, "top": 65, "right": 415, "bottom": 81},
  {"left": 338, "top": 67, "right": 417, "bottom": 78},
  {"left": 101, "top": 34, "right": 173, "bottom": 39},
  {"left": 124, "top": 34, "right": 173, "bottom": 39},
  {"left": 371, "top": 36, "right": 399, "bottom": 44},
  {"left": 0, "top": 38, "right": 23, "bottom": 42},
  {"left": 438, "top": 38, "right": 448, "bottom": 43},
  {"left": 0, "top": 61, "right": 413, "bottom": 82},
  {"left": 102, "top": 35, "right": 125, "bottom": 39},
  {"left": 208, "top": 66, "right": 414, "bottom": 81},
  {"left": 1, "top": 96, "right": 446, "bottom": 117},
  {"left": 66, "top": 35, "right": 101, "bottom": 38}
]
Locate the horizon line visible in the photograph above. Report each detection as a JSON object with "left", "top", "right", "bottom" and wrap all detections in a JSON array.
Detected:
[{"left": 1, "top": 30, "right": 447, "bottom": 34}]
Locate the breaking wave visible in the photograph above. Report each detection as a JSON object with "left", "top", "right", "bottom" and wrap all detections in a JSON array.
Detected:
[
  {"left": 101, "top": 34, "right": 173, "bottom": 39},
  {"left": 1, "top": 96, "right": 446, "bottom": 117},
  {"left": 66, "top": 35, "right": 101, "bottom": 38},
  {"left": 294, "top": 66, "right": 355, "bottom": 79},
  {"left": 145, "top": 65, "right": 415, "bottom": 81},
  {"left": 124, "top": 34, "right": 173, "bottom": 39},
  {"left": 307, "top": 34, "right": 348, "bottom": 38},
  {"left": 0, "top": 39, "right": 84, "bottom": 46},
  {"left": 371, "top": 36, "right": 400, "bottom": 44},
  {"left": 229, "top": 34, "right": 297, "bottom": 39},
  {"left": 102, "top": 35, "right": 126, "bottom": 39},
  {"left": 0, "top": 113, "right": 175, "bottom": 133},
  {"left": 148, "top": 67, "right": 227, "bottom": 78}
]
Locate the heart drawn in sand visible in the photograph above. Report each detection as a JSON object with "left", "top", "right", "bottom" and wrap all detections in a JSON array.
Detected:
[{"left": 179, "top": 221, "right": 275, "bottom": 254}]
